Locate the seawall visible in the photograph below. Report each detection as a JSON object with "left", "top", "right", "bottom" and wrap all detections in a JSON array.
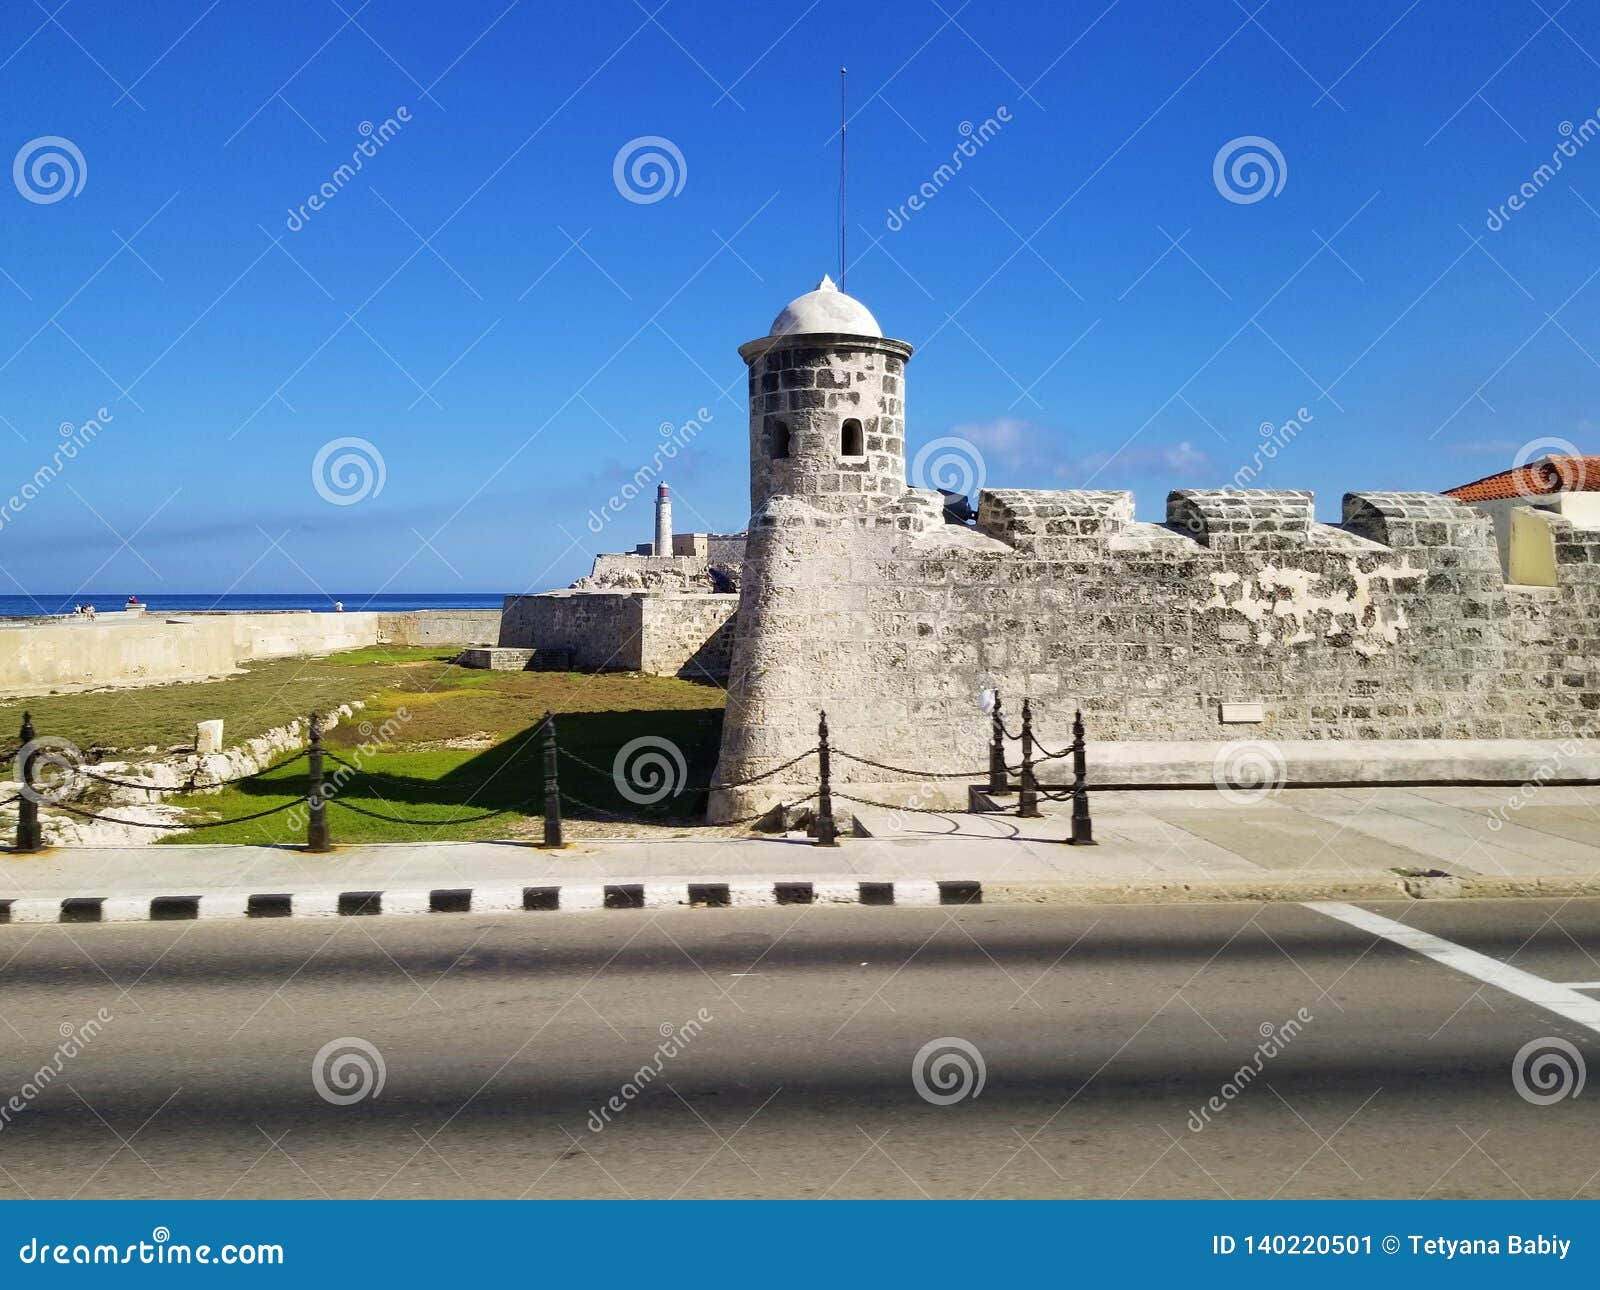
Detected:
[{"left": 0, "top": 609, "right": 501, "bottom": 696}]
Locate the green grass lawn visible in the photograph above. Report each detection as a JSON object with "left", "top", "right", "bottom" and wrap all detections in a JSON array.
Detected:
[
  {"left": 0, "top": 648, "right": 460, "bottom": 754},
  {"left": 7, "top": 645, "right": 731, "bottom": 842},
  {"left": 160, "top": 705, "right": 726, "bottom": 844},
  {"left": 143, "top": 653, "right": 728, "bottom": 843}
]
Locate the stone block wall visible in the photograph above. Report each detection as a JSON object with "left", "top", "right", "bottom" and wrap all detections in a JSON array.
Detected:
[
  {"left": 708, "top": 487, "right": 1600, "bottom": 818},
  {"left": 704, "top": 534, "right": 747, "bottom": 565},
  {"left": 639, "top": 594, "right": 738, "bottom": 680},
  {"left": 1524, "top": 511, "right": 1600, "bottom": 713},
  {"left": 498, "top": 591, "right": 738, "bottom": 679},
  {"left": 499, "top": 592, "right": 644, "bottom": 670},
  {"left": 579, "top": 550, "right": 740, "bottom": 593},
  {"left": 588, "top": 554, "right": 707, "bottom": 585}
]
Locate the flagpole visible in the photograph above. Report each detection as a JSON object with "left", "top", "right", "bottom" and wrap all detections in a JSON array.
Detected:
[{"left": 840, "top": 66, "right": 848, "bottom": 291}]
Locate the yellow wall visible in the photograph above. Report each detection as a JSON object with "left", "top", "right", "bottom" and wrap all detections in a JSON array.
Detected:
[{"left": 1509, "top": 507, "right": 1558, "bottom": 587}]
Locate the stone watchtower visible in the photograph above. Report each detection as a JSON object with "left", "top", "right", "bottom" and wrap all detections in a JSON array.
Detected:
[{"left": 737, "top": 275, "right": 914, "bottom": 514}]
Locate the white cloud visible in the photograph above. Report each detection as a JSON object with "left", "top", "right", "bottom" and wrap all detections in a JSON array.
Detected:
[
  {"left": 934, "top": 419, "right": 1210, "bottom": 485},
  {"left": 948, "top": 417, "right": 1035, "bottom": 470}
]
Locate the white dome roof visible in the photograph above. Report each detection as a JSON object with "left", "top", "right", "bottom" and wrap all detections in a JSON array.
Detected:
[{"left": 768, "top": 275, "right": 882, "bottom": 337}]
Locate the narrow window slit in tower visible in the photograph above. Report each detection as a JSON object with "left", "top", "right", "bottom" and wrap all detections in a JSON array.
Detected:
[
  {"left": 772, "top": 420, "right": 791, "bottom": 459},
  {"left": 841, "top": 418, "right": 864, "bottom": 457}
]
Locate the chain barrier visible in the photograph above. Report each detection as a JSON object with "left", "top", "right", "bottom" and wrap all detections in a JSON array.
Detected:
[
  {"left": 553, "top": 785, "right": 635, "bottom": 821},
  {"left": 558, "top": 743, "right": 818, "bottom": 793},
  {"left": 724, "top": 792, "right": 815, "bottom": 827},
  {"left": 831, "top": 789, "right": 973, "bottom": 815},
  {"left": 7, "top": 698, "right": 1096, "bottom": 850},
  {"left": 831, "top": 749, "right": 989, "bottom": 779},
  {"left": 322, "top": 751, "right": 411, "bottom": 781},
  {"left": 555, "top": 783, "right": 808, "bottom": 829},
  {"left": 321, "top": 750, "right": 499, "bottom": 799},
  {"left": 47, "top": 798, "right": 304, "bottom": 830},
  {"left": 76, "top": 748, "right": 310, "bottom": 794},
  {"left": 326, "top": 798, "right": 514, "bottom": 827},
  {"left": 993, "top": 716, "right": 1068, "bottom": 759}
]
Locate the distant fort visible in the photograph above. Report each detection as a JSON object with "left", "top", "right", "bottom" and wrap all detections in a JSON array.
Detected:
[{"left": 496, "top": 482, "right": 743, "bottom": 678}]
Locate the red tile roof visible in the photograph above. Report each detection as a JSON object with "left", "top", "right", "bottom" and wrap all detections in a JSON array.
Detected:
[{"left": 1444, "top": 454, "right": 1599, "bottom": 501}]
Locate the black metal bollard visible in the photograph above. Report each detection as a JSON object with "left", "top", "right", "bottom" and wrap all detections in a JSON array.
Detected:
[
  {"left": 540, "top": 711, "right": 564, "bottom": 849},
  {"left": 987, "top": 691, "right": 1008, "bottom": 795},
  {"left": 15, "top": 713, "right": 41, "bottom": 853},
  {"left": 1066, "top": 709, "right": 1096, "bottom": 846},
  {"left": 1018, "top": 698, "right": 1041, "bottom": 818},
  {"left": 306, "top": 713, "right": 330, "bottom": 853},
  {"left": 814, "top": 710, "right": 838, "bottom": 847}
]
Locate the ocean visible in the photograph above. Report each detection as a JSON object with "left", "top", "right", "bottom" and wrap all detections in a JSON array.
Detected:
[{"left": 0, "top": 593, "right": 506, "bottom": 618}]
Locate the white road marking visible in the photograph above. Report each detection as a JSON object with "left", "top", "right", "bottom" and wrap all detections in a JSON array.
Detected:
[
  {"left": 100, "top": 898, "right": 153, "bottom": 922},
  {"left": 1307, "top": 901, "right": 1600, "bottom": 1035},
  {"left": 644, "top": 884, "right": 683, "bottom": 908},
  {"left": 814, "top": 882, "right": 861, "bottom": 904},
  {"left": 728, "top": 883, "right": 777, "bottom": 907}
]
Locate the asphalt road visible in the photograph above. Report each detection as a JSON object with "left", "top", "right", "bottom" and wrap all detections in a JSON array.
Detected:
[{"left": 0, "top": 899, "right": 1596, "bottom": 1199}]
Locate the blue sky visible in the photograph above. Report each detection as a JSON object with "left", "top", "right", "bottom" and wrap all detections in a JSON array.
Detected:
[{"left": 2, "top": 0, "right": 1599, "bottom": 596}]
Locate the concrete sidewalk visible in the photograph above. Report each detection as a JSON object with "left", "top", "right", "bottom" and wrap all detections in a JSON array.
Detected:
[{"left": 1, "top": 786, "right": 1595, "bottom": 918}]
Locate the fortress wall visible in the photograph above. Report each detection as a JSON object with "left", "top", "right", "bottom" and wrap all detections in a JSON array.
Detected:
[
  {"left": 704, "top": 534, "right": 747, "bottom": 566},
  {"left": 499, "top": 592, "right": 644, "bottom": 669},
  {"left": 710, "top": 488, "right": 1600, "bottom": 814},
  {"left": 499, "top": 590, "right": 738, "bottom": 679},
  {"left": 1522, "top": 510, "right": 1600, "bottom": 702},
  {"left": 638, "top": 594, "right": 739, "bottom": 680},
  {"left": 589, "top": 554, "right": 707, "bottom": 583}
]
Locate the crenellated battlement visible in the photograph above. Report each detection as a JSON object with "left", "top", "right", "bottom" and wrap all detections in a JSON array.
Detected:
[
  {"left": 1166, "top": 488, "right": 1313, "bottom": 548},
  {"left": 1342, "top": 491, "right": 1493, "bottom": 554},
  {"left": 976, "top": 489, "right": 1133, "bottom": 553},
  {"left": 968, "top": 487, "right": 1500, "bottom": 557},
  {"left": 750, "top": 482, "right": 1598, "bottom": 578}
]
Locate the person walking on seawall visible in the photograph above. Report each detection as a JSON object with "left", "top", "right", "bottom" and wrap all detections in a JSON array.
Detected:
[
  {"left": 333, "top": 600, "right": 344, "bottom": 612},
  {"left": 126, "top": 594, "right": 139, "bottom": 606}
]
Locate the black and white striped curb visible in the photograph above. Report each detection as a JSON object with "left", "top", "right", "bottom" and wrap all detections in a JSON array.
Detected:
[{"left": 0, "top": 880, "right": 982, "bottom": 924}]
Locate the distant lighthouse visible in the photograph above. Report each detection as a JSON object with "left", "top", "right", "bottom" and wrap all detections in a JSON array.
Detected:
[{"left": 654, "top": 482, "right": 672, "bottom": 557}]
